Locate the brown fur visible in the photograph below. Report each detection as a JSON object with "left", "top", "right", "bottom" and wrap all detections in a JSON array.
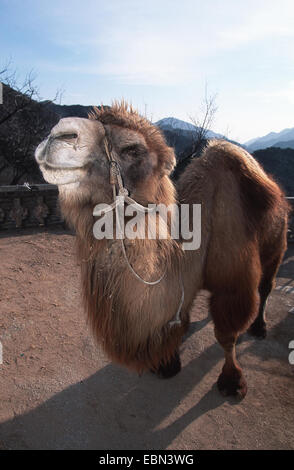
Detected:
[{"left": 56, "top": 104, "right": 289, "bottom": 395}]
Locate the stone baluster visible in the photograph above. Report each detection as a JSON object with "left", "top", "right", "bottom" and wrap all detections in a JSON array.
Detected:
[
  {"left": 9, "top": 198, "right": 28, "bottom": 228},
  {"left": 33, "top": 196, "right": 49, "bottom": 226}
]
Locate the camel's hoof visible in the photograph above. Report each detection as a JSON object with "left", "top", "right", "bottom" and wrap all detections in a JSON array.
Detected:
[
  {"left": 248, "top": 320, "right": 267, "bottom": 339},
  {"left": 151, "top": 352, "right": 181, "bottom": 379},
  {"left": 217, "top": 370, "right": 247, "bottom": 399}
]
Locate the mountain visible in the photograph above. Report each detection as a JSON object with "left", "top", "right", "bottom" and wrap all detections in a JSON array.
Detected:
[
  {"left": 270, "top": 139, "right": 294, "bottom": 150},
  {"left": 155, "top": 117, "right": 242, "bottom": 178},
  {"left": 155, "top": 117, "right": 224, "bottom": 139},
  {"left": 156, "top": 117, "right": 196, "bottom": 132},
  {"left": 47, "top": 102, "right": 93, "bottom": 119},
  {"left": 156, "top": 118, "right": 294, "bottom": 194},
  {"left": 252, "top": 147, "right": 294, "bottom": 195},
  {"left": 245, "top": 127, "right": 294, "bottom": 152}
]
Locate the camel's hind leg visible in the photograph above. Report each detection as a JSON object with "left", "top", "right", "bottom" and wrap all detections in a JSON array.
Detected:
[
  {"left": 210, "top": 284, "right": 260, "bottom": 398},
  {"left": 248, "top": 275, "right": 274, "bottom": 339},
  {"left": 248, "top": 257, "right": 282, "bottom": 338},
  {"left": 249, "top": 221, "right": 287, "bottom": 339},
  {"left": 214, "top": 329, "right": 247, "bottom": 399}
]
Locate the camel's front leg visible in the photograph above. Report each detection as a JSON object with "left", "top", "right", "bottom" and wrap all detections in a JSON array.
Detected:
[
  {"left": 215, "top": 329, "right": 247, "bottom": 399},
  {"left": 151, "top": 349, "right": 181, "bottom": 379}
]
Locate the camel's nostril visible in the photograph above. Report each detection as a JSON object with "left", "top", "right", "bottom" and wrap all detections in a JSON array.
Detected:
[{"left": 54, "top": 133, "right": 78, "bottom": 141}]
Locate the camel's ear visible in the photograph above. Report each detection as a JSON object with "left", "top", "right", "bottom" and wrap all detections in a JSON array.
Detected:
[{"left": 160, "top": 148, "right": 176, "bottom": 177}]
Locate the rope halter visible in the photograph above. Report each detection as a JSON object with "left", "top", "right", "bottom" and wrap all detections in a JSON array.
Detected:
[{"left": 93, "top": 135, "right": 184, "bottom": 325}]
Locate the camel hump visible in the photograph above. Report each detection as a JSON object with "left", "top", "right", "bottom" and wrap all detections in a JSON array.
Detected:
[{"left": 202, "top": 139, "right": 288, "bottom": 225}]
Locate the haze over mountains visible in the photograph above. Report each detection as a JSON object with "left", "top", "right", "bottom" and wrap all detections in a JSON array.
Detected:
[
  {"left": 156, "top": 116, "right": 294, "bottom": 153},
  {"left": 245, "top": 127, "right": 294, "bottom": 152},
  {"left": 157, "top": 117, "right": 294, "bottom": 152}
]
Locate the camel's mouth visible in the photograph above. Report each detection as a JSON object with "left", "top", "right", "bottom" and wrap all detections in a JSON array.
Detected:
[
  {"left": 37, "top": 161, "right": 87, "bottom": 186},
  {"left": 43, "top": 161, "right": 85, "bottom": 172},
  {"left": 35, "top": 141, "right": 88, "bottom": 186}
]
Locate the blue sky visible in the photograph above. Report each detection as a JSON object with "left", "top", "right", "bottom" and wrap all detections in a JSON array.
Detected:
[{"left": 1, "top": 0, "right": 294, "bottom": 143}]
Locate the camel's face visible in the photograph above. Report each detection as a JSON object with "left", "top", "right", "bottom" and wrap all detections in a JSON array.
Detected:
[
  {"left": 35, "top": 117, "right": 107, "bottom": 189},
  {"left": 35, "top": 116, "right": 164, "bottom": 203}
]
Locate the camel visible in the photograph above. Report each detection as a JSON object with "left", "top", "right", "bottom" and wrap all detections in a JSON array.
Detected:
[{"left": 35, "top": 102, "right": 289, "bottom": 398}]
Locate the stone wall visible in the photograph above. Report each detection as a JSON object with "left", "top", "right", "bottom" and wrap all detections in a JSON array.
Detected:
[
  {"left": 0, "top": 184, "right": 293, "bottom": 242},
  {"left": 0, "top": 184, "right": 63, "bottom": 230}
]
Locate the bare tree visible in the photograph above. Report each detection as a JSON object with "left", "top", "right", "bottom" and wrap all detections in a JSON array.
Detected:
[
  {"left": 189, "top": 83, "right": 218, "bottom": 156},
  {"left": 0, "top": 61, "right": 62, "bottom": 126},
  {"left": 0, "top": 61, "right": 62, "bottom": 184},
  {"left": 0, "top": 63, "right": 40, "bottom": 126},
  {"left": 171, "top": 85, "right": 218, "bottom": 180}
]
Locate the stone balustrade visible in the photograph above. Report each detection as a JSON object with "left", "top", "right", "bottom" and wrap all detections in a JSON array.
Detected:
[
  {"left": 0, "top": 184, "right": 63, "bottom": 230},
  {"left": 0, "top": 185, "right": 293, "bottom": 243}
]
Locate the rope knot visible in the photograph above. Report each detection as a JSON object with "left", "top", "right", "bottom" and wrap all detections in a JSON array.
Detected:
[{"left": 109, "top": 161, "right": 120, "bottom": 185}]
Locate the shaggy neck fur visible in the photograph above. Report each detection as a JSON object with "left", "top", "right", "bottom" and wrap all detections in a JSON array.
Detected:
[{"left": 59, "top": 174, "right": 187, "bottom": 372}]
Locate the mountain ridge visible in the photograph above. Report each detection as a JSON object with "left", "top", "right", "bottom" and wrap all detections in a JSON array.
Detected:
[
  {"left": 245, "top": 127, "right": 294, "bottom": 152},
  {"left": 155, "top": 117, "right": 224, "bottom": 139}
]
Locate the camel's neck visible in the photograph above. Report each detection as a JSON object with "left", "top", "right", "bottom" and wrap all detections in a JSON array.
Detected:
[
  {"left": 63, "top": 174, "right": 180, "bottom": 287},
  {"left": 60, "top": 174, "right": 178, "bottom": 250},
  {"left": 59, "top": 176, "right": 188, "bottom": 371}
]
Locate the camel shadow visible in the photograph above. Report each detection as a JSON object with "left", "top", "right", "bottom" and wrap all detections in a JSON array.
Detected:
[
  {"left": 237, "top": 246, "right": 294, "bottom": 367},
  {"left": 0, "top": 292, "right": 292, "bottom": 449},
  {"left": 184, "top": 317, "right": 210, "bottom": 340},
  {"left": 278, "top": 245, "right": 294, "bottom": 281},
  {"left": 0, "top": 250, "right": 292, "bottom": 450},
  {"left": 0, "top": 309, "right": 291, "bottom": 450},
  {"left": 0, "top": 331, "right": 232, "bottom": 450}
]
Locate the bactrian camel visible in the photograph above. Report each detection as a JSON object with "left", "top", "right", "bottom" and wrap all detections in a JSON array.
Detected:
[{"left": 35, "top": 102, "right": 289, "bottom": 398}]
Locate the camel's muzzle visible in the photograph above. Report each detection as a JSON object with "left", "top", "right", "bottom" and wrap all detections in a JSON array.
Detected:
[{"left": 35, "top": 117, "right": 105, "bottom": 171}]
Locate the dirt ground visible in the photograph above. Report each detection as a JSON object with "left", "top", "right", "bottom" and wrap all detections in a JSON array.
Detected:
[{"left": 0, "top": 226, "right": 293, "bottom": 450}]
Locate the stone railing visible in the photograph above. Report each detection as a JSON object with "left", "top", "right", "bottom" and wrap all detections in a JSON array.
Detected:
[
  {"left": 0, "top": 184, "right": 63, "bottom": 230},
  {"left": 0, "top": 185, "right": 293, "bottom": 241}
]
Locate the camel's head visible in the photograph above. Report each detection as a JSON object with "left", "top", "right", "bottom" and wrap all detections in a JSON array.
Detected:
[{"left": 35, "top": 103, "right": 176, "bottom": 205}]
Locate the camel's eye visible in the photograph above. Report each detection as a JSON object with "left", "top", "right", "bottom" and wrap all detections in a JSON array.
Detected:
[{"left": 120, "top": 143, "right": 147, "bottom": 158}]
